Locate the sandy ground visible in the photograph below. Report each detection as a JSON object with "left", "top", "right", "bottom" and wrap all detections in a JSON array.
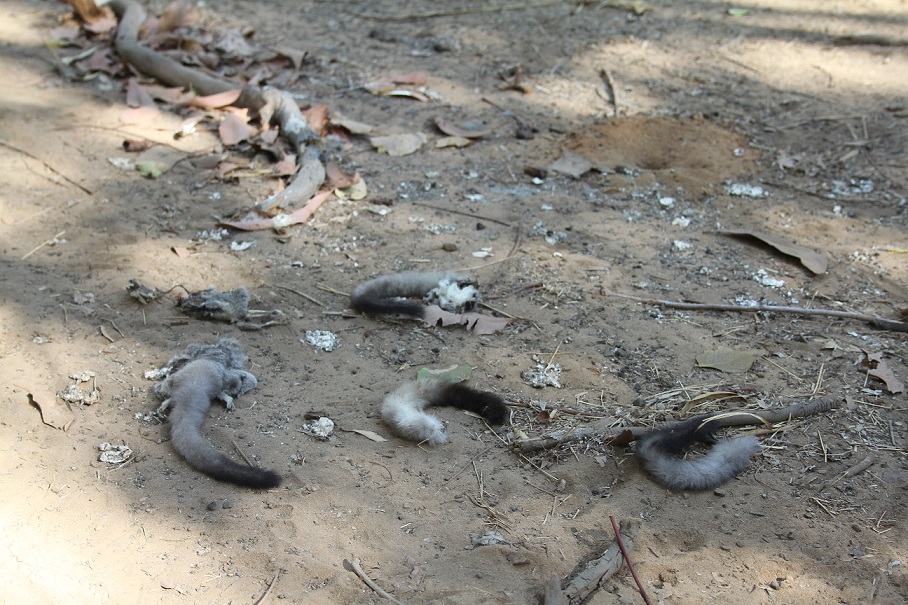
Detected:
[{"left": 1, "top": 0, "right": 906, "bottom": 603}]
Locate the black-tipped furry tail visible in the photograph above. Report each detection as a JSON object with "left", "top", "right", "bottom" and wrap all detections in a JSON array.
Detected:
[
  {"left": 350, "top": 271, "right": 470, "bottom": 318},
  {"left": 381, "top": 379, "right": 508, "bottom": 445},
  {"left": 430, "top": 382, "right": 509, "bottom": 425},
  {"left": 171, "top": 432, "right": 282, "bottom": 488},
  {"left": 635, "top": 415, "right": 761, "bottom": 491}
]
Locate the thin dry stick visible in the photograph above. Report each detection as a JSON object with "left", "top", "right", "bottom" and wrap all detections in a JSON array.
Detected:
[
  {"left": 411, "top": 200, "right": 512, "bottom": 227},
  {"left": 251, "top": 570, "right": 280, "bottom": 605},
  {"left": 817, "top": 455, "right": 875, "bottom": 492},
  {"left": 0, "top": 140, "right": 92, "bottom": 194},
  {"left": 266, "top": 283, "right": 326, "bottom": 307},
  {"left": 609, "top": 516, "right": 651, "bottom": 605},
  {"left": 604, "top": 288, "right": 908, "bottom": 332},
  {"left": 21, "top": 230, "right": 66, "bottom": 260},
  {"left": 518, "top": 395, "right": 842, "bottom": 453},
  {"left": 348, "top": 558, "right": 407, "bottom": 605},
  {"left": 349, "top": 1, "right": 561, "bottom": 21},
  {"left": 598, "top": 69, "right": 618, "bottom": 117},
  {"left": 231, "top": 440, "right": 255, "bottom": 466}
]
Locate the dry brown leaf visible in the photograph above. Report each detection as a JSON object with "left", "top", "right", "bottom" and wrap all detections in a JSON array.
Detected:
[
  {"left": 185, "top": 89, "right": 242, "bottom": 109},
  {"left": 156, "top": 0, "right": 200, "bottom": 33},
  {"left": 325, "top": 161, "right": 360, "bottom": 189},
  {"left": 385, "top": 89, "right": 430, "bottom": 102},
  {"left": 304, "top": 104, "right": 330, "bottom": 135},
  {"left": 171, "top": 246, "right": 191, "bottom": 258},
  {"left": 422, "top": 306, "right": 511, "bottom": 335},
  {"left": 125, "top": 79, "right": 156, "bottom": 108},
  {"left": 352, "top": 429, "right": 387, "bottom": 442},
  {"left": 142, "top": 84, "right": 189, "bottom": 104},
  {"left": 435, "top": 136, "right": 472, "bottom": 149},
  {"left": 548, "top": 151, "right": 594, "bottom": 178},
  {"left": 695, "top": 348, "right": 756, "bottom": 373},
  {"left": 273, "top": 46, "right": 308, "bottom": 71},
  {"left": 862, "top": 351, "right": 905, "bottom": 394},
  {"left": 218, "top": 109, "right": 256, "bottom": 145},
  {"left": 370, "top": 133, "right": 427, "bottom": 157},
  {"left": 331, "top": 115, "right": 375, "bottom": 135},
  {"left": 433, "top": 117, "right": 491, "bottom": 139},
  {"left": 220, "top": 191, "right": 333, "bottom": 231},
  {"left": 272, "top": 154, "right": 299, "bottom": 176},
  {"left": 718, "top": 229, "right": 828, "bottom": 274}
]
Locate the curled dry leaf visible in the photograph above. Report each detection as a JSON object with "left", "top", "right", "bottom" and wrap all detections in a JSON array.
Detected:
[
  {"left": 126, "top": 79, "right": 156, "bottom": 108},
  {"left": 422, "top": 305, "right": 511, "bottom": 335},
  {"left": 548, "top": 151, "right": 594, "bottom": 178},
  {"left": 433, "top": 117, "right": 491, "bottom": 139},
  {"left": 436, "top": 136, "right": 472, "bottom": 149},
  {"left": 220, "top": 191, "right": 333, "bottom": 231},
  {"left": 718, "top": 229, "right": 828, "bottom": 274},
  {"left": 370, "top": 133, "right": 427, "bottom": 157},
  {"left": 185, "top": 88, "right": 242, "bottom": 109},
  {"left": 862, "top": 351, "right": 905, "bottom": 394},
  {"left": 218, "top": 108, "right": 256, "bottom": 145},
  {"left": 331, "top": 115, "right": 375, "bottom": 135},
  {"left": 695, "top": 348, "right": 756, "bottom": 373},
  {"left": 156, "top": 0, "right": 200, "bottom": 33},
  {"left": 352, "top": 429, "right": 387, "bottom": 442}
]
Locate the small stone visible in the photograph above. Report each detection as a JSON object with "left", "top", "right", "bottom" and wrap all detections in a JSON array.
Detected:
[
  {"left": 441, "top": 242, "right": 458, "bottom": 252},
  {"left": 713, "top": 488, "right": 728, "bottom": 497},
  {"left": 206, "top": 501, "right": 218, "bottom": 511}
]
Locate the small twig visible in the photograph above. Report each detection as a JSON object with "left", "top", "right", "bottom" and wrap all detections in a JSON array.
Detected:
[
  {"left": 818, "top": 455, "right": 875, "bottom": 492},
  {"left": 411, "top": 200, "right": 511, "bottom": 227},
  {"left": 604, "top": 288, "right": 908, "bottom": 332},
  {"left": 99, "top": 325, "right": 116, "bottom": 343},
  {"left": 251, "top": 570, "right": 280, "bottom": 605},
  {"left": 21, "top": 230, "right": 66, "bottom": 260},
  {"left": 316, "top": 283, "right": 349, "bottom": 297},
  {"left": 231, "top": 440, "right": 255, "bottom": 466},
  {"left": 347, "top": 557, "right": 407, "bottom": 605},
  {"left": 266, "top": 283, "right": 326, "bottom": 307},
  {"left": 0, "top": 140, "right": 92, "bottom": 194},
  {"left": 369, "top": 460, "right": 394, "bottom": 486},
  {"left": 609, "top": 516, "right": 651, "bottom": 605},
  {"left": 597, "top": 69, "right": 618, "bottom": 117},
  {"left": 348, "top": 1, "right": 561, "bottom": 21}
]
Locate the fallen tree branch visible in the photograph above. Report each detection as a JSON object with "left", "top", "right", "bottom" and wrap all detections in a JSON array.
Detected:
[
  {"left": 604, "top": 288, "right": 908, "bottom": 333},
  {"left": 516, "top": 395, "right": 842, "bottom": 453},
  {"left": 107, "top": 0, "right": 324, "bottom": 210}
]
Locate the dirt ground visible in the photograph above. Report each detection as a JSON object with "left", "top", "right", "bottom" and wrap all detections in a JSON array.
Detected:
[{"left": 1, "top": 0, "right": 906, "bottom": 603}]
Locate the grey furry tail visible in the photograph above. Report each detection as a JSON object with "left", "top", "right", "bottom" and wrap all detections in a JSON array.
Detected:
[
  {"left": 635, "top": 433, "right": 762, "bottom": 491},
  {"left": 380, "top": 379, "right": 508, "bottom": 445}
]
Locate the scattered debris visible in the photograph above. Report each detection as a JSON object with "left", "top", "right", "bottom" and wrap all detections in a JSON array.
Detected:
[
  {"left": 522, "top": 356, "right": 563, "bottom": 388},
  {"left": 126, "top": 278, "right": 159, "bottom": 304},
  {"left": 60, "top": 371, "right": 101, "bottom": 405},
  {"left": 727, "top": 183, "right": 767, "bottom": 197},
  {"left": 302, "top": 417, "right": 335, "bottom": 439},
  {"left": 98, "top": 442, "right": 133, "bottom": 464},
  {"left": 753, "top": 268, "right": 785, "bottom": 288},
  {"left": 304, "top": 330, "right": 341, "bottom": 352}
]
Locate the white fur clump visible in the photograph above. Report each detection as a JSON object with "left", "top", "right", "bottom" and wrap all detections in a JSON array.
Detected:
[
  {"left": 424, "top": 279, "right": 480, "bottom": 313},
  {"left": 380, "top": 380, "right": 449, "bottom": 445},
  {"left": 637, "top": 435, "right": 762, "bottom": 491}
]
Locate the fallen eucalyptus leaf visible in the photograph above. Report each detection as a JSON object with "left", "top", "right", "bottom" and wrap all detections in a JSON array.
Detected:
[
  {"left": 695, "top": 348, "right": 756, "bottom": 373},
  {"left": 719, "top": 229, "right": 827, "bottom": 274}
]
